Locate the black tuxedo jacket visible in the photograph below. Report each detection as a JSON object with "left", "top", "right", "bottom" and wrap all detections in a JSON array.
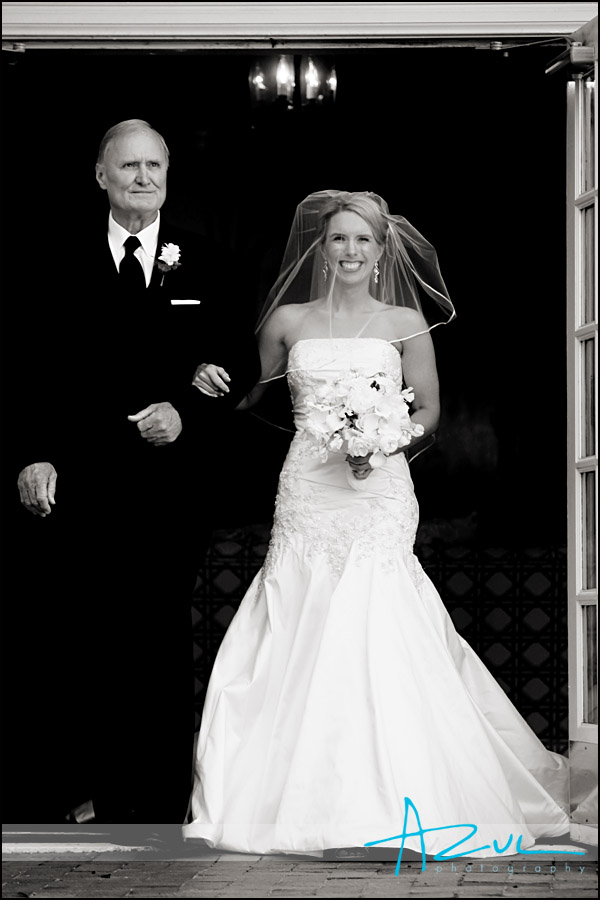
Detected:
[
  {"left": 18, "top": 217, "right": 261, "bottom": 504},
  {"left": 4, "top": 217, "right": 262, "bottom": 822}
]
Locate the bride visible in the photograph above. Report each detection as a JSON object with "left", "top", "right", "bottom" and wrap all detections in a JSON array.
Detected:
[{"left": 183, "top": 190, "right": 569, "bottom": 859}]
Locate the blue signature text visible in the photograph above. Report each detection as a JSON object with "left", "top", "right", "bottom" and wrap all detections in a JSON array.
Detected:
[{"left": 365, "top": 796, "right": 586, "bottom": 875}]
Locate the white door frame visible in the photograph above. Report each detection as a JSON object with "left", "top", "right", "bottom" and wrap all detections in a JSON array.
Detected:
[
  {"left": 1, "top": 2, "right": 598, "bottom": 47},
  {"left": 3, "top": 0, "right": 598, "bottom": 845},
  {"left": 566, "top": 14, "right": 598, "bottom": 847}
]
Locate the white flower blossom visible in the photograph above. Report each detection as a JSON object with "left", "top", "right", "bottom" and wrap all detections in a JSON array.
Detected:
[
  {"left": 357, "top": 412, "right": 381, "bottom": 439},
  {"left": 303, "top": 371, "right": 423, "bottom": 467},
  {"left": 328, "top": 433, "right": 344, "bottom": 453},
  {"left": 346, "top": 434, "right": 371, "bottom": 458},
  {"left": 379, "top": 436, "right": 400, "bottom": 455},
  {"left": 158, "top": 243, "right": 181, "bottom": 266}
]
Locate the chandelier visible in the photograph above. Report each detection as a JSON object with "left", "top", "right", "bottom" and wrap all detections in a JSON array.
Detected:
[{"left": 249, "top": 55, "right": 337, "bottom": 108}]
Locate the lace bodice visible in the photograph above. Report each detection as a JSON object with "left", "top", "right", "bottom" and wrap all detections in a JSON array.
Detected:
[
  {"left": 261, "top": 338, "right": 424, "bottom": 584},
  {"left": 287, "top": 338, "right": 403, "bottom": 429}
]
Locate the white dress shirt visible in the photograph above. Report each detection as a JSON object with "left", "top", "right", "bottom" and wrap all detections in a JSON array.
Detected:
[{"left": 107, "top": 211, "right": 161, "bottom": 288}]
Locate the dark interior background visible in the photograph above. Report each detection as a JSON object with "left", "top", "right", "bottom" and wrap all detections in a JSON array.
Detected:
[
  {"left": 2, "top": 45, "right": 570, "bottom": 819},
  {"left": 2, "top": 44, "right": 568, "bottom": 543}
]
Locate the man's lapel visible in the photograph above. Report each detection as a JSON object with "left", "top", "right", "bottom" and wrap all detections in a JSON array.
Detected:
[
  {"left": 148, "top": 238, "right": 162, "bottom": 294},
  {"left": 85, "top": 218, "right": 121, "bottom": 298},
  {"left": 148, "top": 223, "right": 186, "bottom": 301},
  {"left": 148, "top": 225, "right": 174, "bottom": 299}
]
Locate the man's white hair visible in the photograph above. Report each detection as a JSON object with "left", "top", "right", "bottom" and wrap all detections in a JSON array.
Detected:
[{"left": 96, "top": 119, "right": 170, "bottom": 166}]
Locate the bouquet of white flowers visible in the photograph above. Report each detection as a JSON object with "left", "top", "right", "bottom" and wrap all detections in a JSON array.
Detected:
[{"left": 304, "top": 370, "right": 424, "bottom": 468}]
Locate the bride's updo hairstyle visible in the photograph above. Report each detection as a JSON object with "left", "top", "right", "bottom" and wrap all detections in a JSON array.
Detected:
[
  {"left": 317, "top": 192, "right": 389, "bottom": 248},
  {"left": 257, "top": 189, "right": 455, "bottom": 340}
]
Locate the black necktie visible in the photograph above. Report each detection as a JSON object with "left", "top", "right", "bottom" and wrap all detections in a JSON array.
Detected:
[{"left": 119, "top": 235, "right": 146, "bottom": 291}]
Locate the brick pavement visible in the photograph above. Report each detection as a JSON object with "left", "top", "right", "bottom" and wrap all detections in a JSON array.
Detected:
[{"left": 2, "top": 841, "right": 598, "bottom": 899}]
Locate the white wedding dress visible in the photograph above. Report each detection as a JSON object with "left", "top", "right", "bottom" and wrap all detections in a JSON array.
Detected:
[{"left": 183, "top": 338, "right": 569, "bottom": 858}]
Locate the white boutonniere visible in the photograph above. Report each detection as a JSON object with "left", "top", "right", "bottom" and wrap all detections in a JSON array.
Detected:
[{"left": 156, "top": 243, "right": 182, "bottom": 286}]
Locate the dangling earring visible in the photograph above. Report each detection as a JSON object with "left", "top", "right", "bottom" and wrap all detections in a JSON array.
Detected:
[
  {"left": 322, "top": 257, "right": 329, "bottom": 282},
  {"left": 374, "top": 259, "right": 380, "bottom": 284}
]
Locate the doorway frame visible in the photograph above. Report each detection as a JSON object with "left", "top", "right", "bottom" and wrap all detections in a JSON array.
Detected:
[
  {"left": 1, "top": 2, "right": 598, "bottom": 48},
  {"left": 2, "top": 0, "right": 598, "bottom": 846}
]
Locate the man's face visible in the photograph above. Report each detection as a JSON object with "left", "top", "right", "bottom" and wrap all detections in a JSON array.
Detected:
[{"left": 95, "top": 129, "right": 167, "bottom": 225}]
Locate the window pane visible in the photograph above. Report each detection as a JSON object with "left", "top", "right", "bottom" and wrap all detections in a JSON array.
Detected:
[
  {"left": 583, "top": 78, "right": 595, "bottom": 194},
  {"left": 582, "top": 470, "right": 597, "bottom": 591},
  {"left": 582, "top": 604, "right": 598, "bottom": 725},
  {"left": 582, "top": 205, "right": 595, "bottom": 326},
  {"left": 581, "top": 338, "right": 596, "bottom": 457}
]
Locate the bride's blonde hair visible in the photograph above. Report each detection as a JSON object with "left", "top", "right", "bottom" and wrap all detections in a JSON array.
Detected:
[{"left": 317, "top": 192, "right": 388, "bottom": 246}]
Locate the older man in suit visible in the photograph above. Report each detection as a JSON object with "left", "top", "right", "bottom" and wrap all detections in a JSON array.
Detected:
[{"left": 13, "top": 119, "right": 260, "bottom": 828}]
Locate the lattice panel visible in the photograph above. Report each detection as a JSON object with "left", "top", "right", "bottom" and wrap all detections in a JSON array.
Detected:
[
  {"left": 192, "top": 527, "right": 568, "bottom": 753},
  {"left": 415, "top": 543, "right": 568, "bottom": 754}
]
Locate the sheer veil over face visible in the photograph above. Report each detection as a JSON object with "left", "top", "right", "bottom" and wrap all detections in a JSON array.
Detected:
[{"left": 257, "top": 191, "right": 455, "bottom": 365}]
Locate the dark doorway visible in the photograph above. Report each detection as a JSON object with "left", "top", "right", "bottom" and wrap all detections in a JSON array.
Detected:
[
  {"left": 2, "top": 46, "right": 569, "bottom": 820},
  {"left": 2, "top": 45, "right": 567, "bottom": 537}
]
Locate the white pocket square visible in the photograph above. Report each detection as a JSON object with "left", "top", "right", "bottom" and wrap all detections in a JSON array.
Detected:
[{"left": 171, "top": 299, "right": 201, "bottom": 305}]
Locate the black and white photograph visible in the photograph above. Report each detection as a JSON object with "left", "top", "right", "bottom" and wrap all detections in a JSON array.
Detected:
[{"left": 1, "top": 3, "right": 598, "bottom": 898}]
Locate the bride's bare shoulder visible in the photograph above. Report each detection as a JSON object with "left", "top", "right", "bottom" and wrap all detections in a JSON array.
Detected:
[
  {"left": 382, "top": 305, "right": 428, "bottom": 338},
  {"left": 267, "top": 302, "right": 319, "bottom": 325},
  {"left": 263, "top": 303, "right": 317, "bottom": 346}
]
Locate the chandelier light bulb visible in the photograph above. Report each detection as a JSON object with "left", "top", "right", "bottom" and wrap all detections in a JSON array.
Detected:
[
  {"left": 305, "top": 57, "right": 320, "bottom": 100},
  {"left": 276, "top": 55, "right": 294, "bottom": 98},
  {"left": 327, "top": 66, "right": 338, "bottom": 99}
]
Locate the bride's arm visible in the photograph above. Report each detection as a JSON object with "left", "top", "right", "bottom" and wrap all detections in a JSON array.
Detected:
[
  {"left": 397, "top": 328, "right": 440, "bottom": 448},
  {"left": 237, "top": 308, "right": 290, "bottom": 409},
  {"left": 192, "top": 307, "right": 290, "bottom": 410}
]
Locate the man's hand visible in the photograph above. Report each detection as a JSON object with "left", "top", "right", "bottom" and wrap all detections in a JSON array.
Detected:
[
  {"left": 18, "top": 462, "right": 57, "bottom": 516},
  {"left": 127, "top": 402, "right": 182, "bottom": 446}
]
